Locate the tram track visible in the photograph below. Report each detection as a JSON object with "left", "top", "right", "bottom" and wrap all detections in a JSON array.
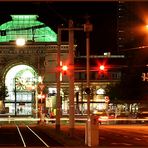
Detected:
[
  {"left": 0, "top": 119, "right": 63, "bottom": 147},
  {"left": 15, "top": 123, "right": 50, "bottom": 147}
]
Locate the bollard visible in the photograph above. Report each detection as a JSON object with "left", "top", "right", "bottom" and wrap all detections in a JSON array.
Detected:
[{"left": 85, "top": 115, "right": 99, "bottom": 147}]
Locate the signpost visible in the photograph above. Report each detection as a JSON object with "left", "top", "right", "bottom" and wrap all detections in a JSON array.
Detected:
[
  {"left": 105, "top": 96, "right": 110, "bottom": 103},
  {"left": 142, "top": 73, "right": 148, "bottom": 81}
]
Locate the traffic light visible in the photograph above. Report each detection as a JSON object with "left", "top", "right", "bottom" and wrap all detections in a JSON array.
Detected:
[
  {"left": 98, "top": 64, "right": 107, "bottom": 79},
  {"left": 99, "top": 65, "right": 105, "bottom": 71},
  {"left": 61, "top": 65, "right": 68, "bottom": 75}
]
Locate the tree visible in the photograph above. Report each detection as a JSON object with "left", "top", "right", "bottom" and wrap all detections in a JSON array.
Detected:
[
  {"left": 0, "top": 85, "right": 9, "bottom": 113},
  {"left": 0, "top": 85, "right": 9, "bottom": 101}
]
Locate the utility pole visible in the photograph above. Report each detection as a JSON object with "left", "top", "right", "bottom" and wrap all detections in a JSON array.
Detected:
[
  {"left": 56, "top": 20, "right": 84, "bottom": 135},
  {"left": 56, "top": 27, "right": 61, "bottom": 131},
  {"left": 84, "top": 19, "right": 93, "bottom": 117},
  {"left": 68, "top": 20, "right": 75, "bottom": 136}
]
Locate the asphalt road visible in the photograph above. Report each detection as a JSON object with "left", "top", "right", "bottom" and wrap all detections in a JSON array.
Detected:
[{"left": 99, "top": 125, "right": 148, "bottom": 147}]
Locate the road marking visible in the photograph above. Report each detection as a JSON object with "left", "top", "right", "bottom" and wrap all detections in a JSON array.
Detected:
[
  {"left": 111, "top": 142, "right": 133, "bottom": 146},
  {"left": 111, "top": 142, "right": 119, "bottom": 145},
  {"left": 135, "top": 137, "right": 141, "bottom": 141},
  {"left": 143, "top": 135, "right": 148, "bottom": 138},
  {"left": 122, "top": 143, "right": 133, "bottom": 146},
  {"left": 16, "top": 125, "right": 26, "bottom": 147},
  {"left": 26, "top": 125, "right": 50, "bottom": 147}
]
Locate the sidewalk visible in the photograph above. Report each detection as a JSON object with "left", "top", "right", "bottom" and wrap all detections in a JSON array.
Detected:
[{"left": 36, "top": 123, "right": 88, "bottom": 147}]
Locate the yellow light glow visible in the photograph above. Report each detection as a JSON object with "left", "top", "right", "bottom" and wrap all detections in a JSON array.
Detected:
[{"left": 16, "top": 38, "right": 26, "bottom": 46}]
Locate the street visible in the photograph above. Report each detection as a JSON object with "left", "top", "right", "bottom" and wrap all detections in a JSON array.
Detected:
[
  {"left": 0, "top": 122, "right": 148, "bottom": 147},
  {"left": 99, "top": 124, "right": 148, "bottom": 147}
]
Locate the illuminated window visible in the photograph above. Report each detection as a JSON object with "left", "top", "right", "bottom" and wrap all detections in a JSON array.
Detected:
[{"left": 96, "top": 88, "right": 105, "bottom": 95}]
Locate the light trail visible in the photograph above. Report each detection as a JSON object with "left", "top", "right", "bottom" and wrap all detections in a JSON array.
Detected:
[{"left": 0, "top": 116, "right": 148, "bottom": 123}]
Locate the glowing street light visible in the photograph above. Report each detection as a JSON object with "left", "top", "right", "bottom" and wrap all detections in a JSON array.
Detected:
[{"left": 16, "top": 38, "right": 26, "bottom": 46}]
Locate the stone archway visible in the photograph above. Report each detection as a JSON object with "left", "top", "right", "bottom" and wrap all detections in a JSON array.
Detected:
[{"left": 4, "top": 64, "right": 38, "bottom": 116}]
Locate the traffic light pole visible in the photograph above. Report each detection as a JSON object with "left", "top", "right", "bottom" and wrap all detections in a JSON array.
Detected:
[
  {"left": 57, "top": 22, "right": 83, "bottom": 136},
  {"left": 86, "top": 31, "right": 90, "bottom": 116},
  {"left": 56, "top": 28, "right": 61, "bottom": 131},
  {"left": 56, "top": 20, "right": 92, "bottom": 137},
  {"left": 84, "top": 19, "right": 93, "bottom": 117},
  {"left": 68, "top": 20, "right": 75, "bottom": 136}
]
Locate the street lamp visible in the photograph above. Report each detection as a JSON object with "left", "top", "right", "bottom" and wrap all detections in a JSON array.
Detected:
[{"left": 16, "top": 38, "right": 26, "bottom": 46}]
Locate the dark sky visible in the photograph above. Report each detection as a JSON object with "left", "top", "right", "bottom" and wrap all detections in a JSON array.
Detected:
[{"left": 0, "top": 1, "right": 118, "bottom": 55}]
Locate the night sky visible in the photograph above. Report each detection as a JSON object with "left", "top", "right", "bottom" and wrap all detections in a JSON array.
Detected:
[{"left": 0, "top": 1, "right": 118, "bottom": 55}]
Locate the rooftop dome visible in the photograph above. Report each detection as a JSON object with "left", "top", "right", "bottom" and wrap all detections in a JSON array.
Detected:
[{"left": 0, "top": 15, "right": 57, "bottom": 42}]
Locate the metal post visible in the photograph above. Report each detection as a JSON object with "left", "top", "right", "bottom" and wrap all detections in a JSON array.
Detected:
[
  {"left": 14, "top": 78, "right": 17, "bottom": 116},
  {"left": 84, "top": 19, "right": 93, "bottom": 117},
  {"left": 35, "top": 89, "right": 38, "bottom": 118},
  {"left": 68, "top": 19, "right": 75, "bottom": 136},
  {"left": 56, "top": 27, "right": 61, "bottom": 131},
  {"left": 86, "top": 31, "right": 90, "bottom": 117},
  {"left": 84, "top": 19, "right": 93, "bottom": 146}
]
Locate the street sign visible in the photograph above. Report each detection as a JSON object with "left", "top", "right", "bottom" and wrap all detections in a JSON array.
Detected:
[
  {"left": 38, "top": 84, "right": 45, "bottom": 90},
  {"left": 105, "top": 96, "right": 110, "bottom": 103},
  {"left": 141, "top": 73, "right": 148, "bottom": 82}
]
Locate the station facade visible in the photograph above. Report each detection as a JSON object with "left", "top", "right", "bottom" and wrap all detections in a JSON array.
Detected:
[{"left": 0, "top": 15, "right": 124, "bottom": 116}]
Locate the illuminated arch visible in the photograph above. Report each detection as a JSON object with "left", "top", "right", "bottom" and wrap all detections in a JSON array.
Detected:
[
  {"left": 0, "top": 15, "right": 57, "bottom": 42},
  {"left": 5, "top": 64, "right": 37, "bottom": 101}
]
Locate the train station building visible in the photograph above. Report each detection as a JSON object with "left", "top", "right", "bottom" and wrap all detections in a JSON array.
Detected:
[{"left": 0, "top": 15, "right": 126, "bottom": 116}]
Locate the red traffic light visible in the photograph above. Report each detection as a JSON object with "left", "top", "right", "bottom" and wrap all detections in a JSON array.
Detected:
[
  {"left": 61, "top": 65, "right": 68, "bottom": 75},
  {"left": 62, "top": 65, "right": 68, "bottom": 71},
  {"left": 99, "top": 65, "right": 105, "bottom": 71}
]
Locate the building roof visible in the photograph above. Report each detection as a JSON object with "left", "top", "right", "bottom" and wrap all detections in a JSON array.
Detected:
[{"left": 0, "top": 15, "right": 57, "bottom": 43}]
